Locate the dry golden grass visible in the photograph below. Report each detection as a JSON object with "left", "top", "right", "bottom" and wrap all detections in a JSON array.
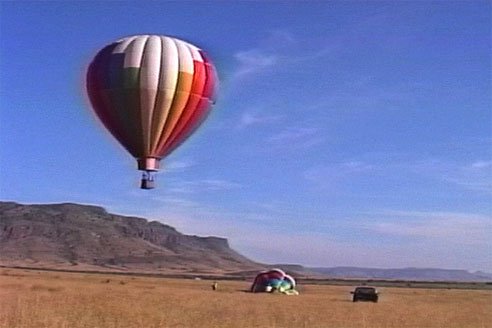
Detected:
[{"left": 1, "top": 268, "right": 491, "bottom": 328}]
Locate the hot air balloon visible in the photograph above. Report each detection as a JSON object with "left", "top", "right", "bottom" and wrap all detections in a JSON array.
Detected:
[
  {"left": 86, "top": 35, "right": 218, "bottom": 189},
  {"left": 251, "top": 269, "right": 299, "bottom": 295}
]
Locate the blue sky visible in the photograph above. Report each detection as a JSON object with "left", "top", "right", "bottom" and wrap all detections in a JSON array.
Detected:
[{"left": 1, "top": 1, "right": 491, "bottom": 271}]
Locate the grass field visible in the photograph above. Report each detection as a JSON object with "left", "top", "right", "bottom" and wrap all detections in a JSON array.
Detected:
[{"left": 1, "top": 268, "right": 491, "bottom": 328}]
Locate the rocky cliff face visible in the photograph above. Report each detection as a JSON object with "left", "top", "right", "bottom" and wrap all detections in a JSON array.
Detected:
[{"left": 0, "top": 201, "right": 262, "bottom": 274}]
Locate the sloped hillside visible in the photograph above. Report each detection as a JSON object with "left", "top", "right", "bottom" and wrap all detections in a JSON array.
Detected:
[{"left": 0, "top": 201, "right": 263, "bottom": 274}]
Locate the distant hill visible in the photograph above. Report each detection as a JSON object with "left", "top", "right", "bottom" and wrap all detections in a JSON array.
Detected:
[
  {"left": 0, "top": 201, "right": 264, "bottom": 274},
  {"left": 1, "top": 201, "right": 490, "bottom": 282},
  {"left": 305, "top": 266, "right": 492, "bottom": 282}
]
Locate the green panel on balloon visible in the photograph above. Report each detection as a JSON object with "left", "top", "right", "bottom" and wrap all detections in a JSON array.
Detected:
[{"left": 122, "top": 68, "right": 141, "bottom": 89}]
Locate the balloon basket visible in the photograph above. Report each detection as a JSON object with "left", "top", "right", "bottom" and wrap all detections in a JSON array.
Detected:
[{"left": 140, "top": 172, "right": 155, "bottom": 190}]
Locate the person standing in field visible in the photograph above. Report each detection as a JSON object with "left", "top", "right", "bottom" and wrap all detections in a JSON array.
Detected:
[{"left": 212, "top": 281, "right": 218, "bottom": 291}]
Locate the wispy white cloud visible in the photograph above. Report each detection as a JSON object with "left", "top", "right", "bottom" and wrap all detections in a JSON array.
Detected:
[
  {"left": 231, "top": 30, "right": 294, "bottom": 79},
  {"left": 303, "top": 156, "right": 492, "bottom": 195},
  {"left": 262, "top": 30, "right": 297, "bottom": 48},
  {"left": 165, "top": 178, "right": 242, "bottom": 194},
  {"left": 450, "top": 160, "right": 492, "bottom": 193},
  {"left": 141, "top": 202, "right": 492, "bottom": 270},
  {"left": 137, "top": 199, "right": 281, "bottom": 239},
  {"left": 233, "top": 49, "right": 278, "bottom": 78},
  {"left": 471, "top": 160, "right": 492, "bottom": 169},
  {"left": 304, "top": 160, "right": 374, "bottom": 186},
  {"left": 267, "top": 127, "right": 324, "bottom": 149},
  {"left": 362, "top": 210, "right": 492, "bottom": 245},
  {"left": 163, "top": 159, "right": 195, "bottom": 172},
  {"left": 410, "top": 158, "right": 492, "bottom": 194},
  {"left": 152, "top": 197, "right": 200, "bottom": 209},
  {"left": 118, "top": 188, "right": 492, "bottom": 271},
  {"left": 237, "top": 111, "right": 284, "bottom": 129},
  {"left": 230, "top": 30, "right": 335, "bottom": 81},
  {"left": 304, "top": 79, "right": 434, "bottom": 115},
  {"left": 131, "top": 199, "right": 357, "bottom": 266},
  {"left": 234, "top": 208, "right": 492, "bottom": 270}
]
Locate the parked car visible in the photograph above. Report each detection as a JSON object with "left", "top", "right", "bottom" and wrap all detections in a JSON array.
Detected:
[{"left": 350, "top": 286, "right": 379, "bottom": 302}]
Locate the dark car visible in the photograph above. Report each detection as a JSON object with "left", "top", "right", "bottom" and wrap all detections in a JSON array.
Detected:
[{"left": 350, "top": 286, "right": 379, "bottom": 302}]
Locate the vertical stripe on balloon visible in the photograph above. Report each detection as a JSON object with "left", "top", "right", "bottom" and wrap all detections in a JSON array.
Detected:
[
  {"left": 139, "top": 36, "right": 162, "bottom": 154},
  {"left": 161, "top": 57, "right": 206, "bottom": 154},
  {"left": 106, "top": 38, "right": 140, "bottom": 155},
  {"left": 160, "top": 50, "right": 216, "bottom": 157},
  {"left": 149, "top": 36, "right": 179, "bottom": 155},
  {"left": 154, "top": 39, "right": 194, "bottom": 154},
  {"left": 119, "top": 36, "right": 148, "bottom": 156},
  {"left": 87, "top": 43, "right": 128, "bottom": 147}
]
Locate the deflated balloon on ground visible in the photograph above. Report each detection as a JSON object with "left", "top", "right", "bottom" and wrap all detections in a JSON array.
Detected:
[{"left": 251, "top": 269, "right": 299, "bottom": 295}]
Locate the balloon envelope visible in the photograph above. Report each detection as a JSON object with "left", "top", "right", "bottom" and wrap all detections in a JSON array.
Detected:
[
  {"left": 251, "top": 269, "right": 297, "bottom": 294},
  {"left": 86, "top": 35, "right": 218, "bottom": 188}
]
